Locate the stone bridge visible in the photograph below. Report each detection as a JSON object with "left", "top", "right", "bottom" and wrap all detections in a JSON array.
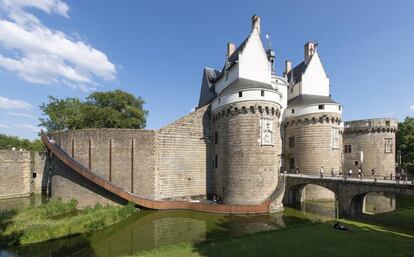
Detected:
[{"left": 283, "top": 174, "right": 414, "bottom": 217}]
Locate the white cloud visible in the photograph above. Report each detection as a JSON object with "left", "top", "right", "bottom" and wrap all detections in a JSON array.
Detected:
[
  {"left": 409, "top": 105, "right": 414, "bottom": 111},
  {"left": 0, "top": 124, "right": 10, "bottom": 128},
  {"left": 0, "top": 96, "right": 32, "bottom": 109},
  {"left": 0, "top": 0, "right": 116, "bottom": 90},
  {"left": 15, "top": 123, "right": 40, "bottom": 132},
  {"left": 6, "top": 111, "right": 36, "bottom": 118}
]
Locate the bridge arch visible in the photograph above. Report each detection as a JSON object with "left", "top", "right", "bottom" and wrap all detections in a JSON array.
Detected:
[
  {"left": 350, "top": 191, "right": 396, "bottom": 216},
  {"left": 284, "top": 182, "right": 337, "bottom": 205}
]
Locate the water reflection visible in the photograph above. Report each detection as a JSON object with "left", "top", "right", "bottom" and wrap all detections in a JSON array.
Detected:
[
  {"left": 2, "top": 207, "right": 295, "bottom": 257},
  {"left": 0, "top": 196, "right": 358, "bottom": 257}
]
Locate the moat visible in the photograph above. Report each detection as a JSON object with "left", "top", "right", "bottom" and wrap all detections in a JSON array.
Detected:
[{"left": 1, "top": 196, "right": 413, "bottom": 257}]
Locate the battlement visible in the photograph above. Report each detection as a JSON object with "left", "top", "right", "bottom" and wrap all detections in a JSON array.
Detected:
[{"left": 344, "top": 118, "right": 398, "bottom": 133}]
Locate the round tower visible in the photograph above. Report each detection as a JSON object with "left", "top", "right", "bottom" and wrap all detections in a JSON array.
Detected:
[
  {"left": 283, "top": 97, "right": 343, "bottom": 173},
  {"left": 211, "top": 79, "right": 282, "bottom": 205},
  {"left": 283, "top": 97, "right": 343, "bottom": 200},
  {"left": 343, "top": 118, "right": 398, "bottom": 178}
]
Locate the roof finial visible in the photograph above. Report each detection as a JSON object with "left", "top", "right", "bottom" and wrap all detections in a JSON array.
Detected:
[{"left": 251, "top": 15, "right": 260, "bottom": 34}]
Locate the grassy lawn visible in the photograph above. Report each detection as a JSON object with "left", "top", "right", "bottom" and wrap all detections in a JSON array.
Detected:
[
  {"left": 0, "top": 199, "right": 136, "bottom": 246},
  {"left": 130, "top": 208, "right": 414, "bottom": 257}
]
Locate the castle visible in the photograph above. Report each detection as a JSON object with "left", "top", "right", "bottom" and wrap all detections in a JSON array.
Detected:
[{"left": 0, "top": 16, "right": 398, "bottom": 212}]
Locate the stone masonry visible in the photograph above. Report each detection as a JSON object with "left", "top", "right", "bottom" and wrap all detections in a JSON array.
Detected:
[
  {"left": 212, "top": 101, "right": 281, "bottom": 205},
  {"left": 343, "top": 118, "right": 398, "bottom": 178},
  {"left": 0, "top": 150, "right": 31, "bottom": 199}
]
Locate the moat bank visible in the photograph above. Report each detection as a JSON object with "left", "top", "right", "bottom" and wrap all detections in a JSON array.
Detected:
[{"left": 1, "top": 196, "right": 413, "bottom": 257}]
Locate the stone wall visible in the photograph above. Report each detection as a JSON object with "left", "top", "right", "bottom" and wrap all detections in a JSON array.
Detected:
[
  {"left": 0, "top": 150, "right": 32, "bottom": 199},
  {"left": 51, "top": 129, "right": 156, "bottom": 206},
  {"left": 32, "top": 152, "right": 47, "bottom": 194},
  {"left": 212, "top": 101, "right": 281, "bottom": 205},
  {"left": 50, "top": 106, "right": 211, "bottom": 206},
  {"left": 343, "top": 118, "right": 398, "bottom": 178},
  {"left": 284, "top": 112, "right": 342, "bottom": 201},
  {"left": 155, "top": 105, "right": 210, "bottom": 200},
  {"left": 284, "top": 112, "right": 343, "bottom": 174}
]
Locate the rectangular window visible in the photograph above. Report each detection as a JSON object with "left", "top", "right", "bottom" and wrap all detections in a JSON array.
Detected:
[
  {"left": 386, "top": 120, "right": 390, "bottom": 126},
  {"left": 318, "top": 104, "right": 325, "bottom": 110},
  {"left": 291, "top": 109, "right": 295, "bottom": 114},
  {"left": 214, "top": 131, "right": 218, "bottom": 145},
  {"left": 261, "top": 90, "right": 265, "bottom": 97},
  {"left": 289, "top": 158, "right": 295, "bottom": 170},
  {"left": 239, "top": 91, "right": 243, "bottom": 98},
  {"left": 32, "top": 172, "right": 37, "bottom": 179},
  {"left": 290, "top": 88, "right": 293, "bottom": 93},
  {"left": 218, "top": 98, "right": 221, "bottom": 104},
  {"left": 339, "top": 106, "right": 342, "bottom": 111},
  {"left": 289, "top": 137, "right": 295, "bottom": 148},
  {"left": 344, "top": 145, "right": 352, "bottom": 153},
  {"left": 214, "top": 155, "right": 218, "bottom": 169},
  {"left": 354, "top": 161, "right": 359, "bottom": 166},
  {"left": 385, "top": 138, "right": 393, "bottom": 153}
]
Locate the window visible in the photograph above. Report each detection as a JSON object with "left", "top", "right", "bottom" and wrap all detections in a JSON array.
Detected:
[
  {"left": 290, "top": 88, "right": 293, "bottom": 93},
  {"left": 339, "top": 106, "right": 342, "bottom": 111},
  {"left": 354, "top": 161, "right": 359, "bottom": 166},
  {"left": 385, "top": 138, "right": 393, "bottom": 153},
  {"left": 261, "top": 90, "right": 265, "bottom": 97},
  {"left": 32, "top": 172, "right": 37, "bottom": 178},
  {"left": 289, "top": 137, "right": 295, "bottom": 148},
  {"left": 386, "top": 120, "right": 390, "bottom": 126},
  {"left": 318, "top": 104, "right": 325, "bottom": 110},
  {"left": 344, "top": 145, "right": 352, "bottom": 153},
  {"left": 239, "top": 91, "right": 243, "bottom": 98},
  {"left": 214, "top": 131, "right": 218, "bottom": 144},
  {"left": 214, "top": 155, "right": 218, "bottom": 169},
  {"left": 218, "top": 98, "right": 221, "bottom": 104},
  {"left": 289, "top": 158, "right": 295, "bottom": 170},
  {"left": 291, "top": 109, "right": 295, "bottom": 114}
]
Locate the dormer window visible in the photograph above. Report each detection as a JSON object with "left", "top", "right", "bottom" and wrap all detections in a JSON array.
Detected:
[
  {"left": 291, "top": 109, "right": 295, "bottom": 114},
  {"left": 318, "top": 105, "right": 325, "bottom": 110},
  {"left": 339, "top": 106, "right": 341, "bottom": 111},
  {"left": 239, "top": 92, "right": 243, "bottom": 98},
  {"left": 261, "top": 90, "right": 265, "bottom": 97}
]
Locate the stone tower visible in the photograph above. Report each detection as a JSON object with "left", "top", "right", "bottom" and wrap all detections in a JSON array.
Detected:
[
  {"left": 199, "top": 16, "right": 285, "bottom": 206},
  {"left": 283, "top": 42, "right": 343, "bottom": 200},
  {"left": 343, "top": 118, "right": 398, "bottom": 178}
]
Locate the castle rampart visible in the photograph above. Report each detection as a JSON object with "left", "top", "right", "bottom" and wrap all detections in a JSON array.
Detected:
[
  {"left": 49, "top": 105, "right": 210, "bottom": 207},
  {"left": 212, "top": 100, "right": 281, "bottom": 205},
  {"left": 343, "top": 118, "right": 398, "bottom": 178}
]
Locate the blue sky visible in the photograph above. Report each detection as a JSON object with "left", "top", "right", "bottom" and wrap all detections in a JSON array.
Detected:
[{"left": 0, "top": 0, "right": 413, "bottom": 140}]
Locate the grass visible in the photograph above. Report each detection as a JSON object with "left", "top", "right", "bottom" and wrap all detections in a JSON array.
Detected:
[
  {"left": 0, "top": 199, "right": 136, "bottom": 246},
  {"left": 127, "top": 208, "right": 414, "bottom": 257}
]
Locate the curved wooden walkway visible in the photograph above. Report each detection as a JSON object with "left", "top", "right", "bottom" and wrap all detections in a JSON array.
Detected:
[{"left": 41, "top": 133, "right": 284, "bottom": 214}]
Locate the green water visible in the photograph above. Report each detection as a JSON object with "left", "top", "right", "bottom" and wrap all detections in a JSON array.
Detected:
[{"left": 3, "top": 195, "right": 406, "bottom": 257}]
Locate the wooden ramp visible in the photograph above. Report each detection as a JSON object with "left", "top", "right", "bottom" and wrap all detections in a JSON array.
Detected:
[{"left": 41, "top": 133, "right": 284, "bottom": 214}]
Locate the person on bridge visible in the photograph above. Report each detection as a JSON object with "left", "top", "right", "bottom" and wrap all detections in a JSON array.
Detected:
[
  {"left": 371, "top": 168, "right": 376, "bottom": 177},
  {"left": 331, "top": 168, "right": 335, "bottom": 177},
  {"left": 348, "top": 168, "right": 353, "bottom": 177},
  {"left": 358, "top": 168, "right": 363, "bottom": 180},
  {"left": 295, "top": 165, "right": 300, "bottom": 174},
  {"left": 320, "top": 167, "right": 324, "bottom": 178}
]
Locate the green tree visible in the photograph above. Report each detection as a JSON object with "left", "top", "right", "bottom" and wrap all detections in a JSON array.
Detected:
[
  {"left": 0, "top": 134, "right": 44, "bottom": 151},
  {"left": 396, "top": 117, "right": 414, "bottom": 174},
  {"left": 39, "top": 90, "right": 148, "bottom": 132}
]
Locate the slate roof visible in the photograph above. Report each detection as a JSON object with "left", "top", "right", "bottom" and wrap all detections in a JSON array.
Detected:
[
  {"left": 286, "top": 61, "right": 307, "bottom": 84},
  {"left": 288, "top": 94, "right": 338, "bottom": 108},
  {"left": 219, "top": 78, "right": 274, "bottom": 96}
]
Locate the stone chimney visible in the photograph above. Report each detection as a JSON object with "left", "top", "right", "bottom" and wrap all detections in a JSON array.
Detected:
[
  {"left": 304, "top": 41, "right": 316, "bottom": 62},
  {"left": 251, "top": 15, "right": 260, "bottom": 34},
  {"left": 284, "top": 60, "right": 292, "bottom": 75},
  {"left": 227, "top": 42, "right": 235, "bottom": 58}
]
